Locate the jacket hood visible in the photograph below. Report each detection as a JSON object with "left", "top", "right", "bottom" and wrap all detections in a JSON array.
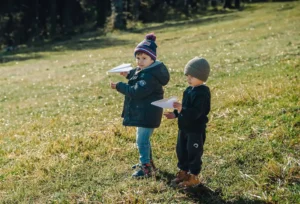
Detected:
[{"left": 142, "top": 61, "right": 170, "bottom": 86}]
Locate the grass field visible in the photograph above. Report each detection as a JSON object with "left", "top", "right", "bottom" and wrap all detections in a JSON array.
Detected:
[{"left": 0, "top": 2, "right": 299, "bottom": 203}]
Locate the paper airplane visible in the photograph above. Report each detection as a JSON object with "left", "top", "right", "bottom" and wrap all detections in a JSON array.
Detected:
[
  {"left": 151, "top": 97, "right": 178, "bottom": 109},
  {"left": 107, "top": 63, "right": 133, "bottom": 73}
]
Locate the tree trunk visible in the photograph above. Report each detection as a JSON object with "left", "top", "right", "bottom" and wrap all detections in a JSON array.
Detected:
[
  {"left": 235, "top": 0, "right": 240, "bottom": 9},
  {"left": 200, "top": 0, "right": 209, "bottom": 11},
  {"left": 62, "top": 0, "right": 73, "bottom": 35},
  {"left": 211, "top": 0, "right": 218, "bottom": 9},
  {"left": 96, "top": 0, "right": 108, "bottom": 28},
  {"left": 111, "top": 0, "right": 126, "bottom": 30},
  {"left": 34, "top": 0, "right": 40, "bottom": 39},
  {"left": 223, "top": 0, "right": 233, "bottom": 9},
  {"left": 50, "top": 0, "right": 57, "bottom": 36},
  {"left": 184, "top": 0, "right": 189, "bottom": 17},
  {"left": 39, "top": 0, "right": 48, "bottom": 38},
  {"left": 4, "top": 14, "right": 14, "bottom": 46},
  {"left": 133, "top": 0, "right": 140, "bottom": 21},
  {"left": 173, "top": 0, "right": 188, "bottom": 16}
]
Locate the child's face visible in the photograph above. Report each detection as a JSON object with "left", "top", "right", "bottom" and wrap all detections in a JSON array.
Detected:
[
  {"left": 135, "top": 53, "right": 154, "bottom": 69},
  {"left": 186, "top": 75, "right": 204, "bottom": 87}
]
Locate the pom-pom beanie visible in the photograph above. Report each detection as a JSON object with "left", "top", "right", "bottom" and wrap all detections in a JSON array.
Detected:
[{"left": 134, "top": 33, "right": 157, "bottom": 61}]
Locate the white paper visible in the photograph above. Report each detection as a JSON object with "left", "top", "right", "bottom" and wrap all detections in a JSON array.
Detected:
[
  {"left": 151, "top": 97, "right": 178, "bottom": 109},
  {"left": 107, "top": 63, "right": 133, "bottom": 73}
]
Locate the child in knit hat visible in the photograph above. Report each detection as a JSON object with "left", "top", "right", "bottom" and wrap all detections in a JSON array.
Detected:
[
  {"left": 110, "top": 33, "right": 170, "bottom": 178},
  {"left": 164, "top": 57, "right": 211, "bottom": 187}
]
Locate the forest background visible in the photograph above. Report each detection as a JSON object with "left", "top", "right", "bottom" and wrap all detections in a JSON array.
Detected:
[{"left": 1, "top": 0, "right": 270, "bottom": 49}]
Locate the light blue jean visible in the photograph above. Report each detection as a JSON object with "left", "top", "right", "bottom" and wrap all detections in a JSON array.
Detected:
[{"left": 136, "top": 127, "right": 154, "bottom": 164}]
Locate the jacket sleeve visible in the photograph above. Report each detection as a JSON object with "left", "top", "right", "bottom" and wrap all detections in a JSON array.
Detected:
[
  {"left": 173, "top": 109, "right": 179, "bottom": 118},
  {"left": 126, "top": 69, "right": 136, "bottom": 79},
  {"left": 178, "top": 93, "right": 206, "bottom": 121},
  {"left": 116, "top": 74, "right": 155, "bottom": 99}
]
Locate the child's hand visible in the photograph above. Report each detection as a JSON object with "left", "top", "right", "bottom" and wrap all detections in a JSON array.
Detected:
[
  {"left": 173, "top": 102, "right": 182, "bottom": 113},
  {"left": 163, "top": 112, "right": 176, "bottom": 119},
  {"left": 110, "top": 82, "right": 117, "bottom": 89},
  {"left": 120, "top": 72, "right": 128, "bottom": 77}
]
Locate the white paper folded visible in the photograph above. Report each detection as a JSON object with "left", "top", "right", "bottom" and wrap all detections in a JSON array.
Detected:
[
  {"left": 107, "top": 63, "right": 133, "bottom": 73},
  {"left": 151, "top": 97, "right": 178, "bottom": 109}
]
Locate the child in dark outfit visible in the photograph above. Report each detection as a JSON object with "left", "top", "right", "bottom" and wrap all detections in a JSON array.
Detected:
[
  {"left": 111, "top": 33, "right": 170, "bottom": 178},
  {"left": 164, "top": 57, "right": 211, "bottom": 187}
]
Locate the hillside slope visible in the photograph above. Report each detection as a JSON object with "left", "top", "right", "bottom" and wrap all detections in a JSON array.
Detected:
[{"left": 0, "top": 2, "right": 299, "bottom": 203}]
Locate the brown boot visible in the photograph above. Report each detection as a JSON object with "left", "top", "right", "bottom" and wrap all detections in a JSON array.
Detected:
[
  {"left": 171, "top": 170, "right": 189, "bottom": 184},
  {"left": 178, "top": 173, "right": 201, "bottom": 187}
]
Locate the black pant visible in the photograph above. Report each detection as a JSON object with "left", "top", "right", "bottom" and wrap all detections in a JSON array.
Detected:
[{"left": 176, "top": 129, "right": 206, "bottom": 175}]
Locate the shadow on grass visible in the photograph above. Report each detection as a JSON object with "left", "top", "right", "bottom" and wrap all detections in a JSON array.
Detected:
[
  {"left": 130, "top": 3, "right": 260, "bottom": 34},
  {"left": 156, "top": 170, "right": 226, "bottom": 203},
  {"left": 0, "top": 36, "right": 133, "bottom": 64},
  {"left": 156, "top": 170, "right": 268, "bottom": 204},
  {"left": 0, "top": 53, "right": 44, "bottom": 64},
  {"left": 131, "top": 13, "right": 239, "bottom": 34}
]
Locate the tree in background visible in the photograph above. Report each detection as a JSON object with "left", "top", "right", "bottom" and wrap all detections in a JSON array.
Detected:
[
  {"left": 223, "top": 0, "right": 234, "bottom": 9},
  {"left": 111, "top": 0, "right": 126, "bottom": 29},
  {"left": 223, "top": 0, "right": 241, "bottom": 9},
  {"left": 96, "top": 0, "right": 109, "bottom": 28}
]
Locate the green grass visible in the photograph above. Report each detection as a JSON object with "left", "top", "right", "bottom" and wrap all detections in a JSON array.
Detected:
[{"left": 1, "top": 2, "right": 299, "bottom": 203}]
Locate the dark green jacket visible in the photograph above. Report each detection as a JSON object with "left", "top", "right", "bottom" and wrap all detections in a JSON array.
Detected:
[{"left": 116, "top": 61, "right": 170, "bottom": 128}]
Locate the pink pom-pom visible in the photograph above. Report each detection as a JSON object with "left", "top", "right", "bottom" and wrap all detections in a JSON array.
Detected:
[{"left": 145, "top": 33, "right": 156, "bottom": 41}]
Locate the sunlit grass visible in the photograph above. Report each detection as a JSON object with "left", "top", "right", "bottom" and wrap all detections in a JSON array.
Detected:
[{"left": 0, "top": 2, "right": 299, "bottom": 203}]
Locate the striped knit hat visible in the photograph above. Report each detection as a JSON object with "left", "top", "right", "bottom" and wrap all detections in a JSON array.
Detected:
[{"left": 134, "top": 33, "right": 157, "bottom": 61}]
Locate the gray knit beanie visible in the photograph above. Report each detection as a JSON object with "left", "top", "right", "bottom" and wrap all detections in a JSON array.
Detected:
[{"left": 184, "top": 57, "right": 210, "bottom": 82}]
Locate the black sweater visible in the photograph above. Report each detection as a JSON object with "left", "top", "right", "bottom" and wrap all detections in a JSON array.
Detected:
[{"left": 174, "top": 85, "right": 211, "bottom": 132}]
